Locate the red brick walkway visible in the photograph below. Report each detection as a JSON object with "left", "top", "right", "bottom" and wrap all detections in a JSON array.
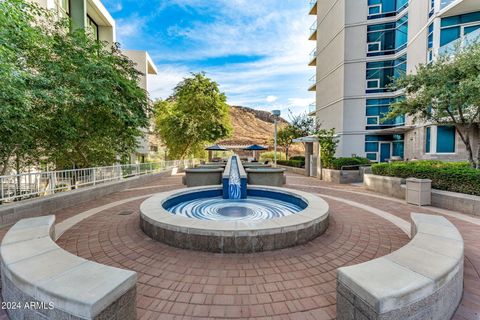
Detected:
[{"left": 2, "top": 172, "right": 480, "bottom": 319}]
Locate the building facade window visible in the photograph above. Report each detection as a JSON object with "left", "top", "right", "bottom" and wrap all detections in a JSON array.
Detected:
[
  {"left": 425, "top": 125, "right": 456, "bottom": 154},
  {"left": 427, "top": 23, "right": 434, "bottom": 62},
  {"left": 87, "top": 15, "right": 99, "bottom": 40},
  {"left": 429, "top": 0, "right": 435, "bottom": 17},
  {"left": 425, "top": 127, "right": 431, "bottom": 153},
  {"left": 364, "top": 134, "right": 404, "bottom": 162},
  {"left": 436, "top": 126, "right": 456, "bottom": 153},
  {"left": 440, "top": 11, "right": 480, "bottom": 46},
  {"left": 367, "top": 15, "right": 408, "bottom": 56},
  {"left": 368, "top": 0, "right": 408, "bottom": 20},
  {"left": 366, "top": 54, "right": 407, "bottom": 93},
  {"left": 365, "top": 98, "right": 405, "bottom": 130},
  {"left": 62, "top": 0, "right": 70, "bottom": 14}
]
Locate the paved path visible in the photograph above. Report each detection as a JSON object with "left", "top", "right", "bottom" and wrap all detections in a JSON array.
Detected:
[{"left": 2, "top": 172, "right": 480, "bottom": 319}]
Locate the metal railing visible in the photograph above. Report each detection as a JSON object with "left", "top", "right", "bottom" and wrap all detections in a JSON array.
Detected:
[
  {"left": 0, "top": 159, "right": 196, "bottom": 204},
  {"left": 309, "top": 20, "right": 317, "bottom": 34},
  {"left": 309, "top": 0, "right": 317, "bottom": 10}
]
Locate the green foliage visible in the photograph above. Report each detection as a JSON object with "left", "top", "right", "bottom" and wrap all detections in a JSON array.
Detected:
[
  {"left": 277, "top": 160, "right": 304, "bottom": 168},
  {"left": 328, "top": 157, "right": 370, "bottom": 170},
  {"left": 289, "top": 156, "right": 305, "bottom": 161},
  {"left": 259, "top": 151, "right": 287, "bottom": 161},
  {"left": 372, "top": 161, "right": 479, "bottom": 195},
  {"left": 387, "top": 43, "right": 480, "bottom": 167},
  {"left": 154, "top": 73, "right": 232, "bottom": 159},
  {"left": 317, "top": 129, "right": 339, "bottom": 169},
  {"left": 0, "top": 0, "right": 149, "bottom": 171},
  {"left": 276, "top": 126, "right": 297, "bottom": 159}
]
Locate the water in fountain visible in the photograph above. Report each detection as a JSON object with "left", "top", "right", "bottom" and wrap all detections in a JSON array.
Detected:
[{"left": 228, "top": 156, "right": 241, "bottom": 199}]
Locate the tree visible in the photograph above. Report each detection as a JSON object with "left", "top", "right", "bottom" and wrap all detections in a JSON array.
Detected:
[
  {"left": 317, "top": 129, "right": 339, "bottom": 169},
  {"left": 387, "top": 43, "right": 480, "bottom": 168},
  {"left": 0, "top": 0, "right": 150, "bottom": 172},
  {"left": 290, "top": 112, "right": 319, "bottom": 137},
  {"left": 277, "top": 126, "right": 297, "bottom": 160},
  {"left": 154, "top": 73, "right": 232, "bottom": 159}
]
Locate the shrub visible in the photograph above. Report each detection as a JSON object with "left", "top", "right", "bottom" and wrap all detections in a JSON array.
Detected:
[
  {"left": 259, "top": 151, "right": 287, "bottom": 161},
  {"left": 289, "top": 156, "right": 305, "bottom": 161},
  {"left": 372, "top": 160, "right": 480, "bottom": 196},
  {"left": 328, "top": 157, "right": 371, "bottom": 170},
  {"left": 277, "top": 160, "right": 305, "bottom": 168}
]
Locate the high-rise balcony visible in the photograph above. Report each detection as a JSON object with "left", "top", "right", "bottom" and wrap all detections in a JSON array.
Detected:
[
  {"left": 308, "top": 48, "right": 317, "bottom": 66},
  {"left": 309, "top": 20, "right": 317, "bottom": 41},
  {"left": 309, "top": 0, "right": 317, "bottom": 15},
  {"left": 308, "top": 102, "right": 316, "bottom": 116},
  {"left": 438, "top": 27, "right": 480, "bottom": 56},
  {"left": 308, "top": 75, "right": 317, "bottom": 91},
  {"left": 439, "top": 0, "right": 478, "bottom": 17}
]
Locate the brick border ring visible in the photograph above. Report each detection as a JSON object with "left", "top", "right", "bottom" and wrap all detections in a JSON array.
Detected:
[{"left": 140, "top": 185, "right": 329, "bottom": 253}]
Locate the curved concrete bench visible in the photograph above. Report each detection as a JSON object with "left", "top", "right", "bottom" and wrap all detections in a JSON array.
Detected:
[
  {"left": 337, "top": 213, "right": 463, "bottom": 320},
  {"left": 0, "top": 216, "right": 137, "bottom": 320},
  {"left": 183, "top": 168, "right": 224, "bottom": 187},
  {"left": 246, "top": 168, "right": 286, "bottom": 187}
]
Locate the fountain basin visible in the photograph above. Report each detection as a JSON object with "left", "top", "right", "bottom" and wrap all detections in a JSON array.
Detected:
[{"left": 140, "top": 185, "right": 329, "bottom": 253}]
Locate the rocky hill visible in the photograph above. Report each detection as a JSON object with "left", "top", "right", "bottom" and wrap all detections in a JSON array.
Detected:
[{"left": 218, "top": 106, "right": 289, "bottom": 146}]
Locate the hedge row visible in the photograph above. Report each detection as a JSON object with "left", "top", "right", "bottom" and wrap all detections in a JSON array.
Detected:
[
  {"left": 327, "top": 157, "right": 371, "bottom": 170},
  {"left": 277, "top": 160, "right": 305, "bottom": 168},
  {"left": 372, "top": 161, "right": 480, "bottom": 196}
]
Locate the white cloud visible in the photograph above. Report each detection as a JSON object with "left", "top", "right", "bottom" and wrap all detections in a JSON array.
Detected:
[
  {"left": 147, "top": 65, "right": 189, "bottom": 100},
  {"left": 266, "top": 95, "right": 278, "bottom": 103}
]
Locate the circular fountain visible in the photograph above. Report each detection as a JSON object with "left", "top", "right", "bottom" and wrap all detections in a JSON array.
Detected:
[{"left": 140, "top": 156, "right": 329, "bottom": 253}]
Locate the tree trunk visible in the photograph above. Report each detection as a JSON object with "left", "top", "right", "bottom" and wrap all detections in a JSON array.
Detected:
[
  {"left": 455, "top": 126, "right": 476, "bottom": 168},
  {"left": 286, "top": 147, "right": 289, "bottom": 160}
]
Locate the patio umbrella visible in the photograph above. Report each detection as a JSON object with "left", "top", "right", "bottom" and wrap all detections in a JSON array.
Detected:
[
  {"left": 242, "top": 144, "right": 267, "bottom": 161},
  {"left": 205, "top": 144, "right": 227, "bottom": 161}
]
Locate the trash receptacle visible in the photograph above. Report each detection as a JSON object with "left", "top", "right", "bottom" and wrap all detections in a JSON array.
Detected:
[{"left": 406, "top": 178, "right": 431, "bottom": 206}]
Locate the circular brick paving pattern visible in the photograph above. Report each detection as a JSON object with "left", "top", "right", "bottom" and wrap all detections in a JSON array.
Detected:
[{"left": 57, "top": 190, "right": 408, "bottom": 319}]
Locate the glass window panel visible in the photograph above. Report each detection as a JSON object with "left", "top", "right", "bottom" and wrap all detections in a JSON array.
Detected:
[
  {"left": 465, "top": 24, "right": 480, "bottom": 35},
  {"left": 366, "top": 153, "right": 378, "bottom": 161},
  {"left": 425, "top": 127, "right": 431, "bottom": 153},
  {"left": 365, "top": 142, "right": 379, "bottom": 152},
  {"left": 367, "top": 117, "right": 379, "bottom": 125},
  {"left": 436, "top": 126, "right": 455, "bottom": 153},
  {"left": 440, "top": 27, "right": 461, "bottom": 46}
]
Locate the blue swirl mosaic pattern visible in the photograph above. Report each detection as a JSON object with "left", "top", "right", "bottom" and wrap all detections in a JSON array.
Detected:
[
  {"left": 165, "top": 196, "right": 303, "bottom": 221},
  {"left": 228, "top": 157, "right": 241, "bottom": 199}
]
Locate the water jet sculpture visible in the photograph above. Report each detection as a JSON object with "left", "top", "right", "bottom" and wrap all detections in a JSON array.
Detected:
[{"left": 140, "top": 155, "right": 329, "bottom": 253}]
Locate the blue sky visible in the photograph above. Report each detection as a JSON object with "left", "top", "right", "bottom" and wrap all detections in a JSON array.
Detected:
[{"left": 103, "top": 0, "right": 315, "bottom": 117}]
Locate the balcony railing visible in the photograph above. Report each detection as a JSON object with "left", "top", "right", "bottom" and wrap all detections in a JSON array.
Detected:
[
  {"left": 440, "top": 0, "right": 456, "bottom": 10},
  {"left": 309, "top": 0, "right": 317, "bottom": 15},
  {"left": 309, "top": 102, "right": 316, "bottom": 114},
  {"left": 0, "top": 160, "right": 196, "bottom": 204},
  {"left": 309, "top": 47, "right": 317, "bottom": 66},
  {"left": 309, "top": 20, "right": 317, "bottom": 40},
  {"left": 438, "top": 28, "right": 480, "bottom": 56},
  {"left": 308, "top": 74, "right": 317, "bottom": 91}
]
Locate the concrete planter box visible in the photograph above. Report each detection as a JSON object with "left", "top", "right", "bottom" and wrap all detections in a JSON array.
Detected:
[
  {"left": 364, "top": 174, "right": 406, "bottom": 199},
  {"left": 277, "top": 165, "right": 306, "bottom": 176},
  {"left": 322, "top": 169, "right": 362, "bottom": 184},
  {"left": 432, "top": 189, "right": 480, "bottom": 216},
  {"left": 242, "top": 163, "right": 272, "bottom": 168},
  {"left": 246, "top": 168, "right": 286, "bottom": 187},
  {"left": 406, "top": 178, "right": 432, "bottom": 206},
  {"left": 183, "top": 168, "right": 223, "bottom": 187}
]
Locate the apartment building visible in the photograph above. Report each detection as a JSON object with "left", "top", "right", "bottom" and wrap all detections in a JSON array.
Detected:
[
  {"left": 32, "top": 0, "right": 159, "bottom": 162},
  {"left": 308, "top": 0, "right": 480, "bottom": 162}
]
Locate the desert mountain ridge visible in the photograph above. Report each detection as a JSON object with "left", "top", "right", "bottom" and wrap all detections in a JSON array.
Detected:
[{"left": 218, "top": 105, "right": 290, "bottom": 148}]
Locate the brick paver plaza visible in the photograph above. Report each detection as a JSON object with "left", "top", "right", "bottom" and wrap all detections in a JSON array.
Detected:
[{"left": 3, "top": 173, "right": 479, "bottom": 319}]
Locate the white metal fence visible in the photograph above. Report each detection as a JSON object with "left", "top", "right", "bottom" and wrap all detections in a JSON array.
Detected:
[{"left": 0, "top": 160, "right": 195, "bottom": 204}]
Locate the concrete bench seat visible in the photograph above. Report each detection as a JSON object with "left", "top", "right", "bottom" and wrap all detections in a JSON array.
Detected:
[
  {"left": 1, "top": 216, "right": 137, "bottom": 320},
  {"left": 337, "top": 213, "right": 463, "bottom": 320},
  {"left": 246, "top": 168, "right": 286, "bottom": 187},
  {"left": 183, "top": 168, "right": 224, "bottom": 187}
]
